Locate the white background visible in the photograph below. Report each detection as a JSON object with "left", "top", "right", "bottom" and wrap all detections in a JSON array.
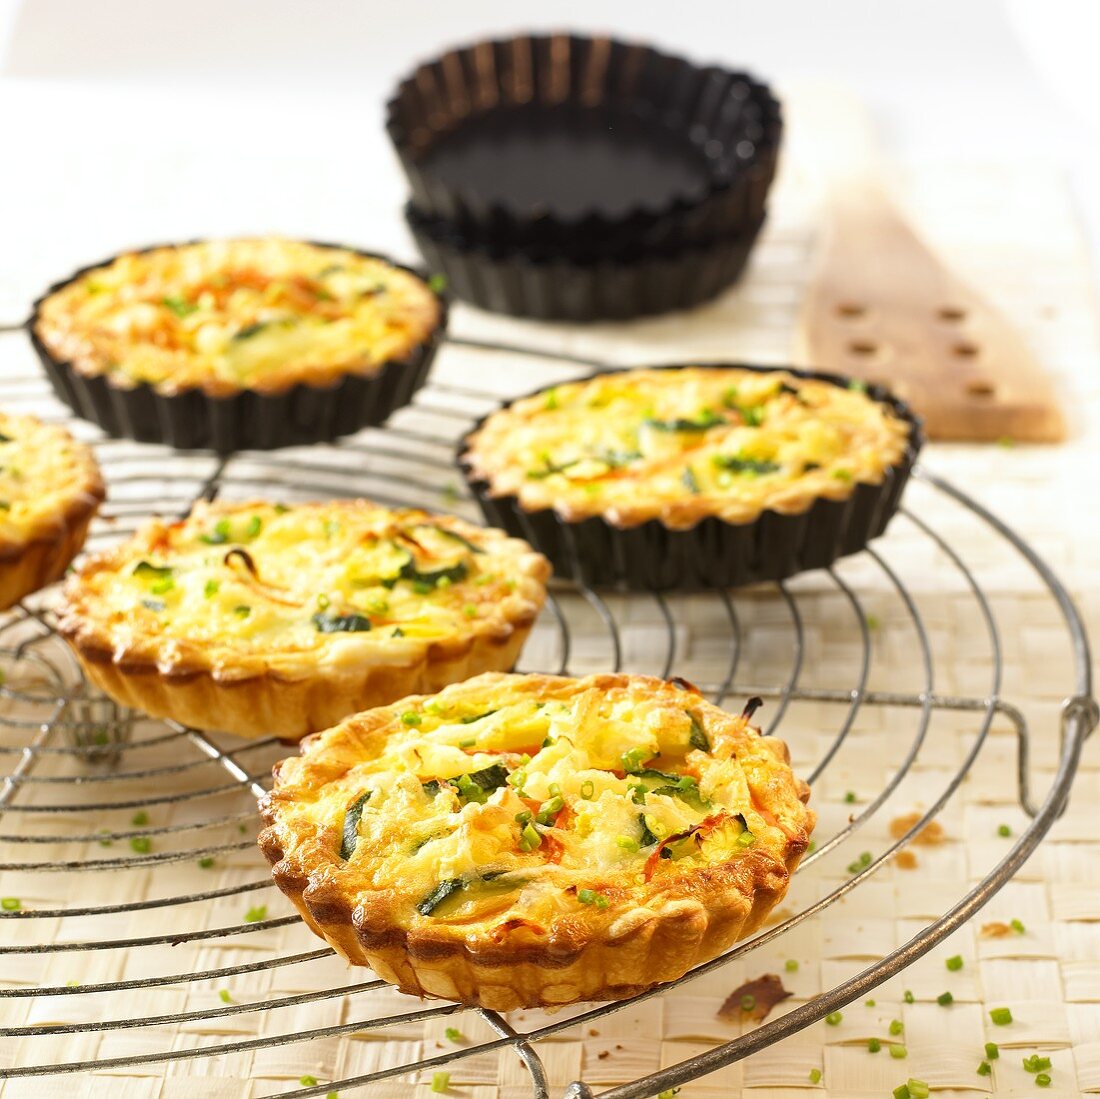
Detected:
[{"left": 1, "top": 0, "right": 1100, "bottom": 312}]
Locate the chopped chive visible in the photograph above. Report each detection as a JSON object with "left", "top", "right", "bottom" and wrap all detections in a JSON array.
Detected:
[
  {"left": 621, "top": 747, "right": 647, "bottom": 773},
  {"left": 657, "top": 1091, "right": 679, "bottom": 1099},
  {"left": 1, "top": 897, "right": 21, "bottom": 911},
  {"left": 580, "top": 780, "right": 595, "bottom": 799},
  {"left": 463, "top": 603, "right": 478, "bottom": 618},
  {"left": 131, "top": 810, "right": 149, "bottom": 826},
  {"left": 1023, "top": 1055, "right": 1052, "bottom": 1074},
  {"left": 865, "top": 613, "right": 881, "bottom": 630},
  {"left": 889, "top": 1019, "right": 903, "bottom": 1036},
  {"left": 825, "top": 1011, "right": 842, "bottom": 1026},
  {"left": 833, "top": 468, "right": 853, "bottom": 481},
  {"left": 865, "top": 999, "right": 876, "bottom": 1007},
  {"left": 444, "top": 1026, "right": 463, "bottom": 1043},
  {"left": 937, "top": 991, "right": 954, "bottom": 1006},
  {"left": 985, "top": 1042, "right": 999, "bottom": 1060},
  {"left": 785, "top": 959, "right": 799, "bottom": 972},
  {"left": 736, "top": 830, "right": 756, "bottom": 847},
  {"left": 97, "top": 830, "right": 113, "bottom": 847},
  {"left": 1011, "top": 918, "right": 1026, "bottom": 934},
  {"left": 1036, "top": 1072, "right": 1051, "bottom": 1087},
  {"left": 431, "top": 1071, "right": 450, "bottom": 1093},
  {"left": 740, "top": 994, "right": 756, "bottom": 1012},
  {"left": 245, "top": 515, "right": 262, "bottom": 539},
  {"left": 234, "top": 605, "right": 251, "bottom": 619},
  {"left": 905, "top": 1081, "right": 929, "bottom": 1099},
  {"left": 998, "top": 823, "right": 1012, "bottom": 837},
  {"left": 844, "top": 791, "right": 856, "bottom": 803},
  {"left": 198, "top": 856, "right": 215, "bottom": 869},
  {"left": 868, "top": 1038, "right": 881, "bottom": 1053},
  {"left": 458, "top": 737, "right": 476, "bottom": 748},
  {"left": 203, "top": 579, "right": 220, "bottom": 598},
  {"left": 400, "top": 712, "right": 421, "bottom": 726},
  {"left": 977, "top": 1060, "right": 991, "bottom": 1076},
  {"left": 989, "top": 1007, "right": 1013, "bottom": 1026},
  {"left": 946, "top": 954, "right": 964, "bottom": 971},
  {"left": 616, "top": 835, "right": 640, "bottom": 852},
  {"left": 578, "top": 888, "right": 597, "bottom": 904},
  {"left": 892, "top": 1088, "right": 909, "bottom": 1099},
  {"left": 889, "top": 1043, "right": 908, "bottom": 1059},
  {"left": 300, "top": 1077, "right": 318, "bottom": 1088},
  {"left": 130, "top": 836, "right": 151, "bottom": 854},
  {"left": 244, "top": 905, "right": 267, "bottom": 923},
  {"left": 219, "top": 989, "right": 233, "bottom": 1003},
  {"left": 903, "top": 990, "right": 915, "bottom": 1004},
  {"left": 519, "top": 823, "right": 541, "bottom": 851},
  {"left": 809, "top": 1068, "right": 822, "bottom": 1084},
  {"left": 427, "top": 274, "right": 447, "bottom": 294}
]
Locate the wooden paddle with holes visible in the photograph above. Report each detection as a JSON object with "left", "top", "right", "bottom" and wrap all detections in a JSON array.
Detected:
[{"left": 791, "top": 93, "right": 1065, "bottom": 442}]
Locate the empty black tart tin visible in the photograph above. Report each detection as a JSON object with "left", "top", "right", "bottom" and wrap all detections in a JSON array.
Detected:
[
  {"left": 408, "top": 205, "right": 764, "bottom": 322},
  {"left": 458, "top": 364, "right": 923, "bottom": 592},
  {"left": 29, "top": 242, "right": 448, "bottom": 454},
  {"left": 386, "top": 33, "right": 782, "bottom": 258}
]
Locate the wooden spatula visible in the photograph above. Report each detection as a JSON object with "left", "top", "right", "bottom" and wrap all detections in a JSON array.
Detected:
[{"left": 793, "top": 102, "right": 1064, "bottom": 442}]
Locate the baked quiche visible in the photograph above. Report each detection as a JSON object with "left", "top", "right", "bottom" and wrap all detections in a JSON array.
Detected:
[
  {"left": 0, "top": 411, "right": 104, "bottom": 611},
  {"left": 461, "top": 364, "right": 920, "bottom": 589},
  {"left": 33, "top": 239, "right": 443, "bottom": 397},
  {"left": 260, "top": 672, "right": 814, "bottom": 1009},
  {"left": 57, "top": 501, "right": 549, "bottom": 740}
]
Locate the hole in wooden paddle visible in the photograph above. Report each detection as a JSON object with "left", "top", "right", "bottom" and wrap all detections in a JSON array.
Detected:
[
  {"left": 836, "top": 302, "right": 866, "bottom": 319},
  {"left": 953, "top": 341, "right": 980, "bottom": 358},
  {"left": 847, "top": 339, "right": 879, "bottom": 356},
  {"left": 938, "top": 306, "right": 967, "bottom": 322},
  {"left": 965, "top": 379, "right": 996, "bottom": 398}
]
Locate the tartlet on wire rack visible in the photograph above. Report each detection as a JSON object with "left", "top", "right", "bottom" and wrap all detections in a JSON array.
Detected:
[
  {"left": 0, "top": 411, "right": 104, "bottom": 611},
  {"left": 57, "top": 500, "right": 549, "bottom": 740},
  {"left": 460, "top": 364, "right": 922, "bottom": 590},
  {"left": 31, "top": 239, "right": 447, "bottom": 452},
  {"left": 259, "top": 671, "right": 814, "bottom": 1010}
]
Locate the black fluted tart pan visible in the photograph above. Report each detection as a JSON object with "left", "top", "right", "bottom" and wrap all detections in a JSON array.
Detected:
[
  {"left": 458, "top": 364, "right": 923, "bottom": 591},
  {"left": 409, "top": 205, "right": 764, "bottom": 322},
  {"left": 29, "top": 242, "right": 448, "bottom": 454},
  {"left": 387, "top": 33, "right": 781, "bottom": 259}
]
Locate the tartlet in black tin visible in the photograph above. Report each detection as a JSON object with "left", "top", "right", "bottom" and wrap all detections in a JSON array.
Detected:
[
  {"left": 459, "top": 364, "right": 922, "bottom": 591},
  {"left": 387, "top": 33, "right": 782, "bottom": 257},
  {"left": 30, "top": 239, "right": 448, "bottom": 453}
]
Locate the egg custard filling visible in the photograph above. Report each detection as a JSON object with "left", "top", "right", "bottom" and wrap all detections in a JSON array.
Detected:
[
  {"left": 261, "top": 673, "right": 814, "bottom": 1007},
  {"left": 463, "top": 366, "right": 912, "bottom": 528},
  {"left": 34, "top": 239, "right": 442, "bottom": 396},
  {"left": 0, "top": 411, "right": 104, "bottom": 610},
  {"left": 58, "top": 501, "right": 549, "bottom": 739}
]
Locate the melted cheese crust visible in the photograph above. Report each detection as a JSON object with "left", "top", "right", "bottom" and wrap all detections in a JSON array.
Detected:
[
  {"left": 464, "top": 367, "right": 912, "bottom": 528},
  {"left": 34, "top": 239, "right": 442, "bottom": 396},
  {"left": 267, "top": 673, "right": 814, "bottom": 933},
  {"left": 0, "top": 411, "right": 103, "bottom": 554},
  {"left": 61, "top": 500, "right": 548, "bottom": 677}
]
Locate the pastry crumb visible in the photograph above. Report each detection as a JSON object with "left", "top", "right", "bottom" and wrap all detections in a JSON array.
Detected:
[
  {"left": 889, "top": 812, "right": 946, "bottom": 845},
  {"left": 894, "top": 850, "right": 919, "bottom": 870},
  {"left": 981, "top": 921, "right": 1013, "bottom": 938}
]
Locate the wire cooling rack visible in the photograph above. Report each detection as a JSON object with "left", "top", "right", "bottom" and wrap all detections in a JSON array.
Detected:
[{"left": 0, "top": 336, "right": 1096, "bottom": 1098}]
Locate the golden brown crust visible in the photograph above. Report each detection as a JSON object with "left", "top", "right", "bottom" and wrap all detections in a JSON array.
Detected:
[
  {"left": 259, "top": 672, "right": 814, "bottom": 1009},
  {"left": 57, "top": 501, "right": 550, "bottom": 740},
  {"left": 462, "top": 366, "right": 913, "bottom": 531},
  {"left": 0, "top": 414, "right": 104, "bottom": 611}
]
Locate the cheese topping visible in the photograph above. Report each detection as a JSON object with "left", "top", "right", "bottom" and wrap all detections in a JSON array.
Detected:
[
  {"left": 464, "top": 367, "right": 912, "bottom": 527},
  {"left": 34, "top": 239, "right": 442, "bottom": 396},
  {"left": 0, "top": 411, "right": 103, "bottom": 548},
  {"left": 294, "top": 674, "right": 810, "bottom": 927},
  {"left": 68, "top": 501, "right": 543, "bottom": 667}
]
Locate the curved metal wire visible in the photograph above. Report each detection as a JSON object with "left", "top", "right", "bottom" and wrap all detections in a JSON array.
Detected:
[{"left": 0, "top": 360, "right": 1093, "bottom": 1099}]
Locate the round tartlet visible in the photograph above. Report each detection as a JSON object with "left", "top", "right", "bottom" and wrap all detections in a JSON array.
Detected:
[
  {"left": 259, "top": 672, "right": 814, "bottom": 1010},
  {"left": 460, "top": 364, "right": 922, "bottom": 590},
  {"left": 57, "top": 500, "right": 549, "bottom": 740},
  {"left": 0, "top": 411, "right": 104, "bottom": 611},
  {"left": 31, "top": 239, "right": 447, "bottom": 451}
]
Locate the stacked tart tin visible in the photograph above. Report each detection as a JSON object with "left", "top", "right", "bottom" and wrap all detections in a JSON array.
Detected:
[{"left": 387, "top": 34, "right": 782, "bottom": 321}]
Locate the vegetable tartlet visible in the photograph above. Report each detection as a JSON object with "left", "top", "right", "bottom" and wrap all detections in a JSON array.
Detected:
[
  {"left": 260, "top": 672, "right": 814, "bottom": 1009},
  {"left": 461, "top": 364, "right": 921, "bottom": 589},
  {"left": 0, "top": 411, "right": 104, "bottom": 611},
  {"left": 57, "top": 500, "right": 549, "bottom": 740},
  {"left": 31, "top": 239, "right": 446, "bottom": 451}
]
